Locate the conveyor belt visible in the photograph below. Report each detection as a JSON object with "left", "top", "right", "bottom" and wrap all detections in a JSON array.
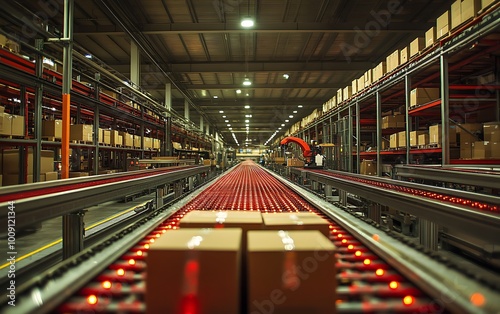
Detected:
[{"left": 56, "top": 161, "right": 444, "bottom": 313}]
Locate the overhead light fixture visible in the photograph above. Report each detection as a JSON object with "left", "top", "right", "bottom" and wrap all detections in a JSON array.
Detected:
[
  {"left": 241, "top": 17, "right": 254, "bottom": 28},
  {"left": 283, "top": 74, "right": 289, "bottom": 79},
  {"left": 244, "top": 105, "right": 250, "bottom": 109},
  {"left": 289, "top": 115, "right": 293, "bottom": 118},
  {"left": 246, "top": 124, "right": 249, "bottom": 127},
  {"left": 227, "top": 124, "right": 231, "bottom": 127},
  {"left": 293, "top": 110, "right": 297, "bottom": 113},
  {"left": 236, "top": 89, "right": 242, "bottom": 94},
  {"left": 225, "top": 120, "right": 229, "bottom": 123},
  {"left": 246, "top": 93, "right": 250, "bottom": 97},
  {"left": 222, "top": 115, "right": 227, "bottom": 118},
  {"left": 298, "top": 105, "right": 303, "bottom": 108},
  {"left": 219, "top": 110, "right": 224, "bottom": 113},
  {"left": 85, "top": 54, "right": 92, "bottom": 59},
  {"left": 213, "top": 95, "right": 218, "bottom": 99},
  {"left": 245, "top": 120, "right": 249, "bottom": 123},
  {"left": 281, "top": 124, "right": 285, "bottom": 127},
  {"left": 243, "top": 78, "right": 252, "bottom": 86}
]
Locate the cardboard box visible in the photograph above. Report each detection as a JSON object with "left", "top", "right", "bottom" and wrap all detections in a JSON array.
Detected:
[
  {"left": 360, "top": 160, "right": 377, "bottom": 176},
  {"left": 351, "top": 79, "right": 358, "bottom": 95},
  {"left": 343, "top": 86, "right": 352, "bottom": 101},
  {"left": 410, "top": 88, "right": 440, "bottom": 107},
  {"left": 400, "top": 46, "right": 409, "bottom": 64},
  {"left": 118, "top": 135, "right": 123, "bottom": 146},
  {"left": 261, "top": 212, "right": 330, "bottom": 237},
  {"left": 382, "top": 115, "right": 405, "bottom": 129},
  {"left": 69, "top": 172, "right": 89, "bottom": 177},
  {"left": 482, "top": 0, "right": 495, "bottom": 9},
  {"left": 0, "top": 113, "right": 12, "bottom": 136},
  {"left": 458, "top": 123, "right": 482, "bottom": 149},
  {"left": 429, "top": 124, "right": 457, "bottom": 145},
  {"left": 3, "top": 149, "right": 54, "bottom": 175},
  {"left": 144, "top": 137, "right": 152, "bottom": 149},
  {"left": 120, "top": 132, "right": 133, "bottom": 147},
  {"left": 436, "top": 10, "right": 451, "bottom": 39},
  {"left": 336, "top": 89, "right": 343, "bottom": 103},
  {"left": 472, "top": 141, "right": 490, "bottom": 159},
  {"left": 134, "top": 135, "right": 142, "bottom": 148},
  {"left": 287, "top": 158, "right": 304, "bottom": 167},
  {"left": 3, "top": 174, "right": 33, "bottom": 186},
  {"left": 451, "top": 1, "right": 462, "bottom": 29},
  {"left": 364, "top": 69, "right": 373, "bottom": 86},
  {"left": 44, "top": 171, "right": 58, "bottom": 181},
  {"left": 357, "top": 77, "right": 365, "bottom": 91},
  {"left": 9, "top": 114, "right": 24, "bottom": 137},
  {"left": 410, "top": 131, "right": 427, "bottom": 146},
  {"left": 483, "top": 122, "right": 500, "bottom": 142},
  {"left": 146, "top": 228, "right": 242, "bottom": 314},
  {"left": 110, "top": 130, "right": 120, "bottom": 146},
  {"left": 425, "top": 27, "right": 436, "bottom": 48},
  {"left": 390, "top": 133, "right": 399, "bottom": 148},
  {"left": 410, "top": 37, "right": 425, "bottom": 57},
  {"left": 70, "top": 124, "right": 93, "bottom": 142},
  {"left": 42, "top": 120, "right": 62, "bottom": 139},
  {"left": 418, "top": 133, "right": 429, "bottom": 146},
  {"left": 381, "top": 138, "right": 390, "bottom": 150},
  {"left": 398, "top": 131, "right": 407, "bottom": 147},
  {"left": 101, "top": 89, "right": 117, "bottom": 99},
  {"left": 102, "top": 129, "right": 111, "bottom": 144},
  {"left": 462, "top": 0, "right": 481, "bottom": 21},
  {"left": 247, "top": 230, "right": 336, "bottom": 314},
  {"left": 490, "top": 141, "right": 500, "bottom": 157},
  {"left": 153, "top": 138, "right": 161, "bottom": 149},
  {"left": 373, "top": 61, "right": 386, "bottom": 81}
]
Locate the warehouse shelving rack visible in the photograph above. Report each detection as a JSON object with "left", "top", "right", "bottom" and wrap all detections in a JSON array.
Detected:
[
  {"left": 0, "top": 39, "right": 213, "bottom": 184},
  {"left": 280, "top": 3, "right": 500, "bottom": 175}
]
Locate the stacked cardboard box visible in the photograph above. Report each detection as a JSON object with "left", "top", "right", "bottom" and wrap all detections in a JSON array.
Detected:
[
  {"left": 336, "top": 89, "right": 343, "bottom": 103},
  {"left": 146, "top": 228, "right": 242, "bottom": 314},
  {"left": 247, "top": 230, "right": 336, "bottom": 314},
  {"left": 410, "top": 37, "right": 425, "bottom": 57},
  {"left": 410, "top": 88, "right": 440, "bottom": 107},
  {"left": 386, "top": 49, "right": 400, "bottom": 73},
  {"left": 110, "top": 130, "right": 120, "bottom": 146},
  {"left": 2, "top": 149, "right": 54, "bottom": 186},
  {"left": 398, "top": 131, "right": 407, "bottom": 148},
  {"left": 400, "top": 46, "right": 410, "bottom": 65},
  {"left": 261, "top": 212, "right": 330, "bottom": 237},
  {"left": 436, "top": 11, "right": 451, "bottom": 39},
  {"left": 351, "top": 79, "right": 358, "bottom": 95},
  {"left": 410, "top": 131, "right": 427, "bottom": 146},
  {"left": 373, "top": 61, "right": 387, "bottom": 81},
  {"left": 418, "top": 133, "right": 430, "bottom": 146},
  {"left": 120, "top": 132, "right": 133, "bottom": 147},
  {"left": 343, "top": 86, "right": 352, "bottom": 101},
  {"left": 382, "top": 115, "right": 405, "bottom": 129},
  {"left": 458, "top": 123, "right": 482, "bottom": 158},
  {"left": 429, "top": 124, "right": 457, "bottom": 145},
  {"left": 357, "top": 76, "right": 365, "bottom": 91},
  {"left": 0, "top": 112, "right": 24, "bottom": 137},
  {"left": 390, "top": 133, "right": 399, "bottom": 148},
  {"left": 364, "top": 69, "right": 373, "bottom": 86},
  {"left": 70, "top": 124, "right": 93, "bottom": 142},
  {"left": 425, "top": 27, "right": 436, "bottom": 48}
]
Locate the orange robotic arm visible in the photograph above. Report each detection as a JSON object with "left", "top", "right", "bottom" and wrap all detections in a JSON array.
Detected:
[{"left": 280, "top": 136, "right": 312, "bottom": 158}]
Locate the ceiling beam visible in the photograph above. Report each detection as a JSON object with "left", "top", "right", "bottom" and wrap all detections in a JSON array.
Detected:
[
  {"left": 74, "top": 22, "right": 432, "bottom": 35},
  {"left": 147, "top": 83, "right": 341, "bottom": 90}
]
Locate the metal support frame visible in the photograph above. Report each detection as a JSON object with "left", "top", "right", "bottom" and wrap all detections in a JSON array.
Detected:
[
  {"left": 156, "top": 186, "right": 164, "bottom": 208},
  {"left": 62, "top": 210, "right": 85, "bottom": 259},
  {"left": 324, "top": 184, "right": 332, "bottom": 198},
  {"left": 441, "top": 53, "right": 450, "bottom": 166},
  {"left": 348, "top": 107, "right": 353, "bottom": 173},
  {"left": 419, "top": 218, "right": 439, "bottom": 250},
  {"left": 375, "top": 92, "right": 382, "bottom": 176},
  {"left": 93, "top": 105, "right": 100, "bottom": 175},
  {"left": 355, "top": 101, "right": 360, "bottom": 174},
  {"left": 34, "top": 39, "right": 44, "bottom": 183},
  {"left": 188, "top": 176, "right": 194, "bottom": 190},
  {"left": 140, "top": 107, "right": 145, "bottom": 159},
  {"left": 130, "top": 41, "right": 141, "bottom": 87},
  {"left": 405, "top": 75, "right": 412, "bottom": 163},
  {"left": 368, "top": 203, "right": 381, "bottom": 224}
]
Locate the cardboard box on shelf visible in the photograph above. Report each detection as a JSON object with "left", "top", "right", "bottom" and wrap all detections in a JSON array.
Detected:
[
  {"left": 146, "top": 228, "right": 242, "bottom": 314},
  {"left": 436, "top": 10, "right": 451, "bottom": 39},
  {"left": 144, "top": 137, "right": 152, "bottom": 149},
  {"left": 247, "top": 230, "right": 336, "bottom": 314},
  {"left": 357, "top": 76, "right": 365, "bottom": 91},
  {"left": 490, "top": 141, "right": 500, "bottom": 157},
  {"left": 44, "top": 172, "right": 58, "bottom": 181},
  {"left": 483, "top": 122, "right": 500, "bottom": 142},
  {"left": 3, "top": 149, "right": 54, "bottom": 175},
  {"left": 287, "top": 158, "right": 304, "bottom": 167},
  {"left": 410, "top": 37, "right": 425, "bottom": 57},
  {"left": 382, "top": 115, "right": 405, "bottom": 129},
  {"left": 364, "top": 69, "right": 373, "bottom": 86},
  {"left": 133, "top": 135, "right": 142, "bottom": 148},
  {"left": 351, "top": 79, "right": 358, "bottom": 95},
  {"left": 0, "top": 113, "right": 11, "bottom": 136},
  {"left": 410, "top": 88, "right": 440, "bottom": 107},
  {"left": 462, "top": 0, "right": 481, "bottom": 21},
  {"left": 343, "top": 86, "right": 352, "bottom": 101},
  {"left": 153, "top": 138, "right": 161, "bottom": 149},
  {"left": 425, "top": 27, "right": 436, "bottom": 48},
  {"left": 400, "top": 46, "right": 410, "bottom": 64},
  {"left": 429, "top": 124, "right": 457, "bottom": 145},
  {"left": 120, "top": 132, "right": 133, "bottom": 147},
  {"left": 101, "top": 89, "right": 118, "bottom": 99},
  {"left": 472, "top": 141, "right": 490, "bottom": 159},
  {"left": 373, "top": 61, "right": 386, "bottom": 81},
  {"left": 381, "top": 138, "right": 390, "bottom": 150},
  {"left": 398, "top": 131, "right": 407, "bottom": 148},
  {"left": 458, "top": 123, "right": 482, "bottom": 147},
  {"left": 418, "top": 133, "right": 430, "bottom": 146},
  {"left": 110, "top": 130, "right": 120, "bottom": 146},
  {"left": 70, "top": 124, "right": 93, "bottom": 142},
  {"left": 451, "top": 0, "right": 462, "bottom": 29},
  {"left": 69, "top": 172, "right": 89, "bottom": 177},
  {"left": 481, "top": 0, "right": 495, "bottom": 9},
  {"left": 410, "top": 131, "right": 427, "bottom": 146},
  {"left": 42, "top": 120, "right": 62, "bottom": 139},
  {"left": 261, "top": 212, "right": 330, "bottom": 237},
  {"left": 390, "top": 133, "right": 399, "bottom": 148},
  {"left": 10, "top": 114, "right": 24, "bottom": 136},
  {"left": 102, "top": 129, "right": 111, "bottom": 144},
  {"left": 336, "top": 89, "right": 343, "bottom": 103},
  {"left": 360, "top": 160, "right": 377, "bottom": 176}
]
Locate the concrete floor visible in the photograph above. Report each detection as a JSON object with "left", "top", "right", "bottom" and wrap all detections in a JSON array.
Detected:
[{"left": 0, "top": 193, "right": 155, "bottom": 278}]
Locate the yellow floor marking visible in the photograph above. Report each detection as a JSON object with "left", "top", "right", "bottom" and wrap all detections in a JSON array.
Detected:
[{"left": 0, "top": 201, "right": 148, "bottom": 270}]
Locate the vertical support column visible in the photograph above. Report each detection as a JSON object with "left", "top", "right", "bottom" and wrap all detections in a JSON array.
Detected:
[
  {"left": 200, "top": 116, "right": 204, "bottom": 133},
  {"left": 156, "top": 187, "right": 164, "bottom": 209},
  {"left": 376, "top": 92, "right": 382, "bottom": 176},
  {"left": 188, "top": 176, "right": 194, "bottom": 190},
  {"left": 368, "top": 203, "right": 381, "bottom": 224},
  {"left": 440, "top": 53, "right": 450, "bottom": 166},
  {"left": 184, "top": 99, "right": 190, "bottom": 122},
  {"left": 93, "top": 105, "right": 100, "bottom": 175},
  {"left": 61, "top": 0, "right": 74, "bottom": 180},
  {"left": 419, "top": 219, "right": 439, "bottom": 250},
  {"left": 140, "top": 106, "right": 145, "bottom": 159},
  {"left": 324, "top": 184, "right": 332, "bottom": 198},
  {"left": 34, "top": 39, "right": 44, "bottom": 183},
  {"left": 130, "top": 41, "right": 141, "bottom": 87},
  {"left": 163, "top": 117, "right": 172, "bottom": 156},
  {"left": 405, "top": 75, "right": 412, "bottom": 163},
  {"left": 62, "top": 211, "right": 84, "bottom": 259},
  {"left": 339, "top": 190, "right": 347, "bottom": 207},
  {"left": 348, "top": 107, "right": 353, "bottom": 173},
  {"left": 496, "top": 57, "right": 500, "bottom": 121},
  {"left": 355, "top": 101, "right": 360, "bottom": 174}
]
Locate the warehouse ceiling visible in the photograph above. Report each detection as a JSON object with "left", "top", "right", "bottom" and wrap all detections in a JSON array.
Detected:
[{"left": 1, "top": 0, "right": 456, "bottom": 147}]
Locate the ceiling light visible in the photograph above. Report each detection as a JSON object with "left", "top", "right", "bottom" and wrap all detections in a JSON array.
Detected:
[
  {"left": 278, "top": 127, "right": 282, "bottom": 130},
  {"left": 219, "top": 110, "right": 224, "bottom": 113},
  {"left": 245, "top": 120, "right": 249, "bottom": 123},
  {"left": 227, "top": 124, "right": 231, "bottom": 126},
  {"left": 298, "top": 105, "right": 303, "bottom": 108},
  {"left": 229, "top": 128, "right": 232, "bottom": 130},
  {"left": 85, "top": 54, "right": 92, "bottom": 59},
  {"left": 246, "top": 124, "right": 249, "bottom": 127},
  {"left": 201, "top": 90, "right": 207, "bottom": 96},
  {"left": 289, "top": 115, "right": 293, "bottom": 118},
  {"left": 285, "top": 120, "right": 289, "bottom": 122},
  {"left": 236, "top": 89, "right": 242, "bottom": 94},
  {"left": 293, "top": 110, "right": 297, "bottom": 113},
  {"left": 281, "top": 124, "right": 285, "bottom": 127},
  {"left": 225, "top": 120, "right": 229, "bottom": 123},
  {"left": 246, "top": 93, "right": 250, "bottom": 97},
  {"left": 213, "top": 95, "right": 218, "bottom": 99},
  {"left": 243, "top": 78, "right": 252, "bottom": 86},
  {"left": 241, "top": 17, "right": 254, "bottom": 28},
  {"left": 222, "top": 115, "right": 227, "bottom": 118},
  {"left": 245, "top": 114, "right": 252, "bottom": 118},
  {"left": 283, "top": 74, "right": 289, "bottom": 79},
  {"left": 244, "top": 105, "right": 250, "bottom": 109}
]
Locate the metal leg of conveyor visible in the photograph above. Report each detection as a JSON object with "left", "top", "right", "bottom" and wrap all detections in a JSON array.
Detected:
[
  {"left": 174, "top": 181, "right": 184, "bottom": 198},
  {"left": 312, "top": 180, "right": 318, "bottom": 191},
  {"left": 156, "top": 187, "right": 164, "bottom": 208},
  {"left": 368, "top": 203, "right": 381, "bottom": 224},
  {"left": 188, "top": 176, "right": 194, "bottom": 190},
  {"left": 339, "top": 190, "right": 348, "bottom": 207},
  {"left": 325, "top": 184, "right": 332, "bottom": 198},
  {"left": 419, "top": 218, "right": 439, "bottom": 251},
  {"left": 62, "top": 210, "right": 85, "bottom": 259}
]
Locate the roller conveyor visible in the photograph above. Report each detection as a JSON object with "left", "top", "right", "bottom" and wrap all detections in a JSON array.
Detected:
[{"left": 4, "top": 161, "right": 500, "bottom": 314}]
